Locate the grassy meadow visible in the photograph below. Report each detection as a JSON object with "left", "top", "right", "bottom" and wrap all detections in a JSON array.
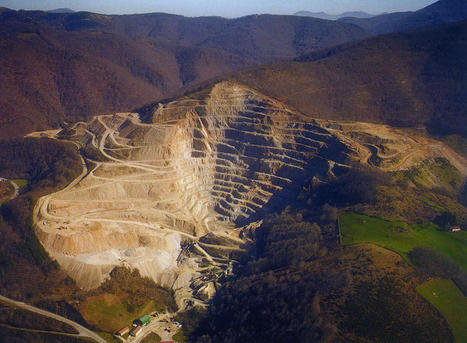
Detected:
[
  {"left": 417, "top": 279, "right": 467, "bottom": 343},
  {"left": 81, "top": 293, "right": 157, "bottom": 333},
  {"left": 11, "top": 179, "right": 28, "bottom": 187},
  {"left": 339, "top": 211, "right": 467, "bottom": 342},
  {"left": 339, "top": 212, "right": 467, "bottom": 269}
]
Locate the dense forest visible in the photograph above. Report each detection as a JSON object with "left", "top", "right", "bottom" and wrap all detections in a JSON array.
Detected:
[
  {"left": 0, "top": 138, "right": 82, "bottom": 195},
  {"left": 0, "top": 137, "right": 82, "bottom": 299}
]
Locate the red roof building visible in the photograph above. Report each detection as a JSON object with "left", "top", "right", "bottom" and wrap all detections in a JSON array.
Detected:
[
  {"left": 116, "top": 326, "right": 129, "bottom": 336},
  {"left": 129, "top": 325, "right": 143, "bottom": 337}
]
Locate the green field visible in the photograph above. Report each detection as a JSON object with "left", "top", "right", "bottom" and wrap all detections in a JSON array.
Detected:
[
  {"left": 417, "top": 279, "right": 467, "bottom": 343},
  {"left": 12, "top": 179, "right": 28, "bottom": 187},
  {"left": 339, "top": 212, "right": 467, "bottom": 269},
  {"left": 82, "top": 294, "right": 157, "bottom": 333},
  {"left": 340, "top": 212, "right": 467, "bottom": 342}
]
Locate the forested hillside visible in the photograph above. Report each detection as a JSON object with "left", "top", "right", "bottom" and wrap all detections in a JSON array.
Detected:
[
  {"left": 0, "top": 9, "right": 369, "bottom": 139},
  {"left": 211, "top": 20, "right": 467, "bottom": 137}
]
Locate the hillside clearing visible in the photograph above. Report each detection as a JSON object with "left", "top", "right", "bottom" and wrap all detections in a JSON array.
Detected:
[
  {"left": 339, "top": 212, "right": 467, "bottom": 269},
  {"left": 417, "top": 278, "right": 467, "bottom": 343},
  {"left": 80, "top": 294, "right": 157, "bottom": 333}
]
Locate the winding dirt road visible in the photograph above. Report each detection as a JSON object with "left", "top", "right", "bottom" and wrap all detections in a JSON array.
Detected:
[{"left": 0, "top": 294, "right": 106, "bottom": 343}]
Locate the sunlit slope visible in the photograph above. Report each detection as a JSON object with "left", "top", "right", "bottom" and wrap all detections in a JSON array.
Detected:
[
  {"left": 32, "top": 82, "right": 467, "bottom": 309},
  {"left": 33, "top": 82, "right": 350, "bottom": 307},
  {"left": 0, "top": 9, "right": 369, "bottom": 139}
]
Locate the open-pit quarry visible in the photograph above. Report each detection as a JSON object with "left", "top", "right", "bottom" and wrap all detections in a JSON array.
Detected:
[{"left": 32, "top": 81, "right": 467, "bottom": 310}]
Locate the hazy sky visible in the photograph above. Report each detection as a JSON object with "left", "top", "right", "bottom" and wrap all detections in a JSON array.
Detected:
[{"left": 0, "top": 0, "right": 439, "bottom": 17}]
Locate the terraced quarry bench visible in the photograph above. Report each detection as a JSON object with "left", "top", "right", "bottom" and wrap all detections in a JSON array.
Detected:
[{"left": 32, "top": 81, "right": 467, "bottom": 308}]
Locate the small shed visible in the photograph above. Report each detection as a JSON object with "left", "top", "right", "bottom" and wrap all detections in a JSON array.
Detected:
[
  {"left": 116, "top": 326, "right": 129, "bottom": 336},
  {"left": 134, "top": 314, "right": 151, "bottom": 326},
  {"left": 451, "top": 226, "right": 461, "bottom": 232}
]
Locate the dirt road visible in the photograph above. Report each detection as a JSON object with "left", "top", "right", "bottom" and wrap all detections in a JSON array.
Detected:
[{"left": 0, "top": 294, "right": 106, "bottom": 343}]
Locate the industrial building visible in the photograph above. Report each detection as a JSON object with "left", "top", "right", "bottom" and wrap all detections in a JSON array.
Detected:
[
  {"left": 129, "top": 325, "right": 143, "bottom": 337},
  {"left": 134, "top": 314, "right": 151, "bottom": 326},
  {"left": 116, "top": 326, "right": 129, "bottom": 336}
]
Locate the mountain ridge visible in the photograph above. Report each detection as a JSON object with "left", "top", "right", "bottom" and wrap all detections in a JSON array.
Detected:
[
  {"left": 294, "top": 10, "right": 375, "bottom": 20},
  {"left": 175, "top": 20, "right": 466, "bottom": 137},
  {"left": 339, "top": 0, "right": 467, "bottom": 34},
  {"left": 48, "top": 8, "right": 75, "bottom": 13},
  {"left": 0, "top": 9, "right": 369, "bottom": 139}
]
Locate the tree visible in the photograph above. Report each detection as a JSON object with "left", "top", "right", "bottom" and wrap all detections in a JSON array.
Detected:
[{"left": 433, "top": 211, "right": 457, "bottom": 230}]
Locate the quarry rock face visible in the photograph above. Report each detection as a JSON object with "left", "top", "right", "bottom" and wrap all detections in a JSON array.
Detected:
[
  {"left": 33, "top": 82, "right": 348, "bottom": 301},
  {"left": 34, "top": 81, "right": 462, "bottom": 306}
]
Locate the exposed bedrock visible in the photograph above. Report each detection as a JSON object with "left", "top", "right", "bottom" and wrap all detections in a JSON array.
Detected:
[
  {"left": 34, "top": 81, "right": 459, "bottom": 300},
  {"left": 34, "top": 81, "right": 353, "bottom": 294}
]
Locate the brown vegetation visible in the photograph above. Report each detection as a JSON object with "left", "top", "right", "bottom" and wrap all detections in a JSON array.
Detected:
[
  {"left": 79, "top": 267, "right": 177, "bottom": 333},
  {"left": 0, "top": 137, "right": 83, "bottom": 301},
  {"left": 0, "top": 326, "right": 93, "bottom": 343},
  {"left": 409, "top": 246, "right": 467, "bottom": 295},
  {"left": 0, "top": 9, "right": 368, "bottom": 139},
  {"left": 0, "top": 138, "right": 82, "bottom": 196},
  {"left": 205, "top": 20, "right": 467, "bottom": 138},
  {"left": 332, "top": 245, "right": 452, "bottom": 342},
  {"left": 181, "top": 210, "right": 452, "bottom": 342},
  {"left": 0, "top": 180, "right": 14, "bottom": 203},
  {"left": 0, "top": 303, "right": 78, "bottom": 334}
]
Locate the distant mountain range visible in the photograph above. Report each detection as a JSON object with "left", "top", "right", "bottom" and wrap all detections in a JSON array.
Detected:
[
  {"left": 294, "top": 11, "right": 375, "bottom": 20},
  {"left": 0, "top": 0, "right": 466, "bottom": 139},
  {"left": 48, "top": 8, "right": 75, "bottom": 13},
  {"left": 339, "top": 0, "right": 467, "bottom": 33},
  {"left": 296, "top": 0, "right": 467, "bottom": 34},
  {"left": 0, "top": 9, "right": 368, "bottom": 139}
]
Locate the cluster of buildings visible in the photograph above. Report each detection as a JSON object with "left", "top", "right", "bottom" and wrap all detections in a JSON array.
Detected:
[
  {"left": 115, "top": 313, "right": 181, "bottom": 341},
  {"left": 116, "top": 314, "right": 151, "bottom": 338}
]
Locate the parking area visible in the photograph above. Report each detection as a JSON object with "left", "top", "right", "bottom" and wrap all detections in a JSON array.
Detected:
[{"left": 115, "top": 311, "right": 182, "bottom": 343}]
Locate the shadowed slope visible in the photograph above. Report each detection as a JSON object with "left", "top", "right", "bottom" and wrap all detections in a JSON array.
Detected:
[{"left": 209, "top": 20, "right": 467, "bottom": 137}]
